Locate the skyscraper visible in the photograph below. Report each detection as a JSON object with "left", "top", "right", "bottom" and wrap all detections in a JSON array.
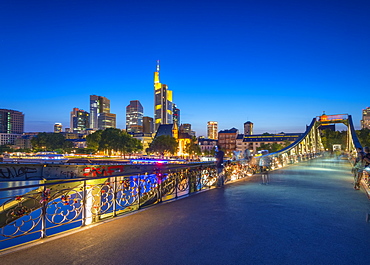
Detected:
[
  {"left": 143, "top": 116, "right": 154, "bottom": 134},
  {"left": 0, "top": 109, "right": 24, "bottom": 145},
  {"left": 126, "top": 100, "right": 143, "bottom": 133},
  {"left": 173, "top": 104, "right": 180, "bottom": 128},
  {"left": 98, "top": 113, "right": 116, "bottom": 130},
  {"left": 70, "top": 108, "right": 89, "bottom": 133},
  {"left": 0, "top": 109, "right": 24, "bottom": 134},
  {"left": 180, "top": 123, "right": 192, "bottom": 134},
  {"left": 154, "top": 60, "right": 173, "bottom": 131},
  {"left": 207, "top": 121, "right": 218, "bottom": 140},
  {"left": 90, "top": 95, "right": 111, "bottom": 130},
  {"left": 361, "top": 107, "right": 370, "bottom": 129}
]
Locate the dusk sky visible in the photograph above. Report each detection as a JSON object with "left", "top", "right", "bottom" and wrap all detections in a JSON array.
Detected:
[{"left": 1, "top": 0, "right": 369, "bottom": 136}]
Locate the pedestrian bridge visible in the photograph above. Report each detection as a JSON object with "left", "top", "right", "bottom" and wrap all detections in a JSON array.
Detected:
[
  {"left": 0, "top": 114, "right": 369, "bottom": 262},
  {"left": 1, "top": 157, "right": 370, "bottom": 264}
]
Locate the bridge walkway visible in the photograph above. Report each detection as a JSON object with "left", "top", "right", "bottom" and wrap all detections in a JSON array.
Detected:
[{"left": 1, "top": 158, "right": 370, "bottom": 265}]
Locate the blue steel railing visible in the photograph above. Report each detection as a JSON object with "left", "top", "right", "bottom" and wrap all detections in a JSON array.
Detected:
[
  {"left": 0, "top": 161, "right": 255, "bottom": 251},
  {"left": 0, "top": 147, "right": 332, "bottom": 252}
]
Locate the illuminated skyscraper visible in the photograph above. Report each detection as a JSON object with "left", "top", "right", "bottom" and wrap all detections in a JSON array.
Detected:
[
  {"left": 90, "top": 95, "right": 111, "bottom": 130},
  {"left": 207, "top": 121, "right": 218, "bottom": 140},
  {"left": 361, "top": 107, "right": 370, "bottom": 129},
  {"left": 126, "top": 100, "right": 143, "bottom": 133},
  {"left": 98, "top": 113, "right": 116, "bottom": 130},
  {"left": 154, "top": 60, "right": 173, "bottom": 131},
  {"left": 70, "top": 108, "right": 89, "bottom": 133}
]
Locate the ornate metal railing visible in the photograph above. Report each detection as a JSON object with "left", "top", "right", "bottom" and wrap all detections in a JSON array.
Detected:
[{"left": 0, "top": 160, "right": 255, "bottom": 251}]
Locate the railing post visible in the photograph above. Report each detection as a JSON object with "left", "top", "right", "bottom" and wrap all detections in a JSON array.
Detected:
[
  {"left": 137, "top": 175, "right": 141, "bottom": 209},
  {"left": 158, "top": 171, "right": 163, "bottom": 203},
  {"left": 175, "top": 171, "right": 178, "bottom": 199},
  {"left": 82, "top": 180, "right": 87, "bottom": 227},
  {"left": 40, "top": 184, "right": 47, "bottom": 239},
  {"left": 113, "top": 176, "right": 117, "bottom": 217}
]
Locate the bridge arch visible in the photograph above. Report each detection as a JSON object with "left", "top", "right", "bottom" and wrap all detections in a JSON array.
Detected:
[{"left": 264, "top": 114, "right": 362, "bottom": 166}]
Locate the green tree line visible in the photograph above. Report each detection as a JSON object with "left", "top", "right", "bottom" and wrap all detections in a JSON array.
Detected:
[
  {"left": 86, "top": 128, "right": 143, "bottom": 156},
  {"left": 31, "top": 132, "right": 74, "bottom": 153}
]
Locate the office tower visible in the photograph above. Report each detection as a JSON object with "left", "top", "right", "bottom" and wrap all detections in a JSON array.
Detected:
[
  {"left": 90, "top": 95, "right": 111, "bottom": 130},
  {"left": 126, "top": 100, "right": 143, "bottom": 133},
  {"left": 70, "top": 108, "right": 90, "bottom": 133},
  {"left": 361, "top": 107, "right": 370, "bottom": 129},
  {"left": 98, "top": 113, "right": 116, "bottom": 130},
  {"left": 0, "top": 109, "right": 24, "bottom": 145},
  {"left": 54, "top": 123, "right": 62, "bottom": 133},
  {"left": 244, "top": 121, "right": 253, "bottom": 135},
  {"left": 0, "top": 109, "right": 24, "bottom": 134},
  {"left": 154, "top": 60, "right": 173, "bottom": 131},
  {"left": 143, "top": 116, "right": 154, "bottom": 134},
  {"left": 180, "top": 123, "right": 192, "bottom": 134},
  {"left": 207, "top": 121, "right": 218, "bottom": 140},
  {"left": 173, "top": 104, "right": 180, "bottom": 128}
]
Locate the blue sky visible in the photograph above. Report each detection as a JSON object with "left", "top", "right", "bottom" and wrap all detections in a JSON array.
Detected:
[{"left": 1, "top": 0, "right": 369, "bottom": 136}]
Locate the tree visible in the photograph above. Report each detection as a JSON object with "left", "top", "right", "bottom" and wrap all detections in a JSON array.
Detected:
[
  {"left": 270, "top": 142, "right": 284, "bottom": 152},
  {"left": 257, "top": 143, "right": 272, "bottom": 152},
  {"left": 321, "top": 129, "right": 346, "bottom": 151},
  {"left": 0, "top": 145, "right": 13, "bottom": 153},
  {"left": 86, "top": 130, "right": 103, "bottom": 152},
  {"left": 147, "top": 135, "right": 178, "bottom": 155},
  {"left": 118, "top": 131, "right": 143, "bottom": 157},
  {"left": 185, "top": 137, "right": 201, "bottom": 157},
  {"left": 86, "top": 128, "right": 143, "bottom": 156},
  {"left": 31, "top": 133, "right": 71, "bottom": 152},
  {"left": 356, "top": 128, "right": 370, "bottom": 147},
  {"left": 99, "top": 128, "right": 123, "bottom": 156}
]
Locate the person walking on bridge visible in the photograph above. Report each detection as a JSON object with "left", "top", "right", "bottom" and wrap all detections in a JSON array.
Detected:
[
  {"left": 353, "top": 147, "right": 366, "bottom": 190},
  {"left": 259, "top": 153, "right": 271, "bottom": 185},
  {"left": 356, "top": 146, "right": 370, "bottom": 189}
]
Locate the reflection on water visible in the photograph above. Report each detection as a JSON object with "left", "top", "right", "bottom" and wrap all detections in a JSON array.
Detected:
[{"left": 0, "top": 181, "right": 41, "bottom": 205}]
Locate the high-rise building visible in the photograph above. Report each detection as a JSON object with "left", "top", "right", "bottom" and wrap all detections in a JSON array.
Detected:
[
  {"left": 180, "top": 123, "right": 192, "bottom": 134},
  {"left": 90, "top": 95, "right": 111, "bottom": 130},
  {"left": 70, "top": 108, "right": 89, "bottom": 133},
  {"left": 98, "top": 113, "right": 116, "bottom": 130},
  {"left": 0, "top": 109, "right": 24, "bottom": 134},
  {"left": 173, "top": 104, "right": 180, "bottom": 128},
  {"left": 361, "top": 107, "right": 370, "bottom": 129},
  {"left": 143, "top": 116, "right": 154, "bottom": 134},
  {"left": 126, "top": 100, "right": 143, "bottom": 133},
  {"left": 0, "top": 109, "right": 24, "bottom": 145},
  {"left": 207, "top": 121, "right": 218, "bottom": 140},
  {"left": 244, "top": 121, "right": 253, "bottom": 135},
  {"left": 154, "top": 60, "right": 173, "bottom": 131},
  {"left": 54, "top": 123, "right": 62, "bottom": 133}
]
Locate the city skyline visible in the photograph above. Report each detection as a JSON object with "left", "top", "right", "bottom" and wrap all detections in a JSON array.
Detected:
[{"left": 1, "top": 0, "right": 369, "bottom": 135}]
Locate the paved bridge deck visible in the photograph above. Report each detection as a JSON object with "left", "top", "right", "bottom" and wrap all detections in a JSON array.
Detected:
[{"left": 1, "top": 158, "right": 370, "bottom": 265}]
